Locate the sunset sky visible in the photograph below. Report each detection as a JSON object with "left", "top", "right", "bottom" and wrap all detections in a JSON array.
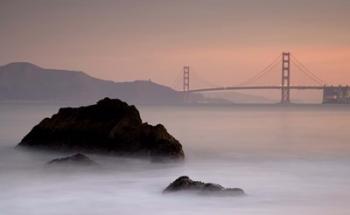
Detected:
[{"left": 1, "top": 0, "right": 349, "bottom": 91}]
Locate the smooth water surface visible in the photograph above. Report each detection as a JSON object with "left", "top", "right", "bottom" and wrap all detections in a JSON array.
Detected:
[{"left": 1, "top": 103, "right": 350, "bottom": 215}]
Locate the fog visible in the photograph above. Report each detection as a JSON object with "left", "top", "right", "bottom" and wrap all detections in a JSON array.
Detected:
[{"left": 1, "top": 103, "right": 350, "bottom": 214}]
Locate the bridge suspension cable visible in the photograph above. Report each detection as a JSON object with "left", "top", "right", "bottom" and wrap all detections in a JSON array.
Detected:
[
  {"left": 237, "top": 54, "right": 281, "bottom": 86},
  {"left": 171, "top": 68, "right": 185, "bottom": 91},
  {"left": 290, "top": 54, "right": 325, "bottom": 85},
  {"left": 190, "top": 68, "right": 223, "bottom": 89}
]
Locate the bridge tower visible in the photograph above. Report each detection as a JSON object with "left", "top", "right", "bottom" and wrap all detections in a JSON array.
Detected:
[
  {"left": 281, "top": 52, "right": 291, "bottom": 103},
  {"left": 183, "top": 66, "right": 190, "bottom": 92},
  {"left": 183, "top": 66, "right": 190, "bottom": 102}
]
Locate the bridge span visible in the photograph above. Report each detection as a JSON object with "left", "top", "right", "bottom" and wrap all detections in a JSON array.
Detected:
[
  {"left": 188, "top": 85, "right": 324, "bottom": 93},
  {"left": 182, "top": 52, "right": 350, "bottom": 104}
]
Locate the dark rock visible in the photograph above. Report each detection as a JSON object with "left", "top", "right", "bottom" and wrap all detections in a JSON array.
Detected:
[
  {"left": 163, "top": 176, "right": 244, "bottom": 196},
  {"left": 18, "top": 98, "right": 184, "bottom": 160},
  {"left": 47, "top": 153, "right": 97, "bottom": 166}
]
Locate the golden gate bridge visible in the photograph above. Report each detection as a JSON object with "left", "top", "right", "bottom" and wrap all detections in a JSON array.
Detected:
[{"left": 181, "top": 52, "right": 350, "bottom": 104}]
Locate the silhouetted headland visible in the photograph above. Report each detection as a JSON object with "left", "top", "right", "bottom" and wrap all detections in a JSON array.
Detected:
[{"left": 0, "top": 62, "right": 184, "bottom": 105}]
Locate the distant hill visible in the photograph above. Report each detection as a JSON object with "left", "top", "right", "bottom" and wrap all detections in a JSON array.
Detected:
[{"left": 0, "top": 62, "right": 183, "bottom": 104}]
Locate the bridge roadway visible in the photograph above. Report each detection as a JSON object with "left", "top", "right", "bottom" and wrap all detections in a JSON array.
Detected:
[{"left": 187, "top": 86, "right": 324, "bottom": 93}]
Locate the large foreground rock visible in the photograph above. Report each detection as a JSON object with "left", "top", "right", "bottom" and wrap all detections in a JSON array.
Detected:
[
  {"left": 18, "top": 98, "right": 184, "bottom": 160},
  {"left": 164, "top": 176, "right": 244, "bottom": 196}
]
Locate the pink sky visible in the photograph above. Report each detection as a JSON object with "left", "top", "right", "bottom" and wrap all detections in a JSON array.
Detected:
[{"left": 1, "top": 0, "right": 349, "bottom": 93}]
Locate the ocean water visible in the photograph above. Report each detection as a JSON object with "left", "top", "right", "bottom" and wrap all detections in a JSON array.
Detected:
[{"left": 1, "top": 103, "right": 350, "bottom": 215}]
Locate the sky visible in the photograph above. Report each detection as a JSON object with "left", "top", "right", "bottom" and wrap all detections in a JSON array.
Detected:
[{"left": 1, "top": 0, "right": 349, "bottom": 91}]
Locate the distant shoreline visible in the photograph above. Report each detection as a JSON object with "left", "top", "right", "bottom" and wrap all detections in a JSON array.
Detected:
[{"left": 2, "top": 100, "right": 350, "bottom": 110}]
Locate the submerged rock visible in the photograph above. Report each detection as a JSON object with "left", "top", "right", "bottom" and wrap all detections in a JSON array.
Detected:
[
  {"left": 18, "top": 98, "right": 184, "bottom": 161},
  {"left": 47, "top": 153, "right": 97, "bottom": 166},
  {"left": 163, "top": 176, "right": 244, "bottom": 196}
]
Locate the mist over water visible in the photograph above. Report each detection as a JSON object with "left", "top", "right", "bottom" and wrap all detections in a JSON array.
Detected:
[{"left": 1, "top": 103, "right": 350, "bottom": 215}]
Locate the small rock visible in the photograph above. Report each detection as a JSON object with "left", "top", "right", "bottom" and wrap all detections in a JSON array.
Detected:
[
  {"left": 47, "top": 153, "right": 97, "bottom": 166},
  {"left": 163, "top": 176, "right": 244, "bottom": 196}
]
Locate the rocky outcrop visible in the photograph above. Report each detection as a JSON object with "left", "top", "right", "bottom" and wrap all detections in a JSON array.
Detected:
[
  {"left": 18, "top": 98, "right": 184, "bottom": 161},
  {"left": 163, "top": 176, "right": 244, "bottom": 196},
  {"left": 47, "top": 153, "right": 97, "bottom": 166}
]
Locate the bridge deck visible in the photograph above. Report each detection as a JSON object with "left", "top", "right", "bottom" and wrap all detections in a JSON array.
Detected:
[{"left": 187, "top": 86, "right": 324, "bottom": 93}]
